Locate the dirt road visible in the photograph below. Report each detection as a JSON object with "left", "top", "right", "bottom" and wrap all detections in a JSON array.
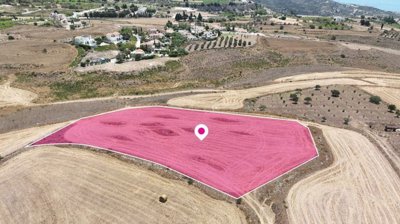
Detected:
[{"left": 168, "top": 78, "right": 371, "bottom": 110}]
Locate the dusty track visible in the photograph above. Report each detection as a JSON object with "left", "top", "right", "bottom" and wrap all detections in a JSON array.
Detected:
[
  {"left": 168, "top": 70, "right": 400, "bottom": 110},
  {"left": 168, "top": 77, "right": 371, "bottom": 110},
  {"left": 0, "top": 146, "right": 246, "bottom": 224},
  {"left": 286, "top": 126, "right": 400, "bottom": 223}
]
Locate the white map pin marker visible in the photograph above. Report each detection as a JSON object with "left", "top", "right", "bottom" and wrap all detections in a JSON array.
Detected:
[{"left": 195, "top": 124, "right": 208, "bottom": 141}]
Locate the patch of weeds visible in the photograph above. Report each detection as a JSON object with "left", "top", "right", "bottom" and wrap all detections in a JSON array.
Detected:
[{"left": 70, "top": 47, "right": 87, "bottom": 68}]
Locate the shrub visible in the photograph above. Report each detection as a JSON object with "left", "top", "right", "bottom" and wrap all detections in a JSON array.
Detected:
[
  {"left": 369, "top": 95, "right": 382, "bottom": 104},
  {"left": 280, "top": 25, "right": 284, "bottom": 30},
  {"left": 388, "top": 104, "right": 396, "bottom": 112},
  {"left": 290, "top": 93, "right": 299, "bottom": 104},
  {"left": 344, "top": 117, "right": 351, "bottom": 125},
  {"left": 340, "top": 54, "right": 346, "bottom": 58},
  {"left": 396, "top": 110, "right": 400, "bottom": 118},
  {"left": 259, "top": 105, "right": 267, "bottom": 111},
  {"left": 331, "top": 90, "right": 340, "bottom": 97},
  {"left": 331, "top": 35, "right": 336, "bottom": 40},
  {"left": 309, "top": 24, "right": 315, "bottom": 29},
  {"left": 304, "top": 97, "right": 312, "bottom": 104},
  {"left": 315, "top": 85, "right": 321, "bottom": 90},
  {"left": 7, "top": 35, "right": 14, "bottom": 40}
]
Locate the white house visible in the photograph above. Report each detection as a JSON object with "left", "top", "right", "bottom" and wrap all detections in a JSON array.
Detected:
[
  {"left": 106, "top": 32, "right": 124, "bottom": 44},
  {"left": 333, "top": 16, "right": 345, "bottom": 23},
  {"left": 74, "top": 35, "right": 96, "bottom": 48}
]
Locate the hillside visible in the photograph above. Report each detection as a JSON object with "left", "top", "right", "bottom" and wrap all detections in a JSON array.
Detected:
[{"left": 256, "top": 0, "right": 399, "bottom": 17}]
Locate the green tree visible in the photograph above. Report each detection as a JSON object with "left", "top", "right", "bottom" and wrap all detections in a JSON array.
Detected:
[
  {"left": 396, "top": 110, "right": 400, "bottom": 118},
  {"left": 369, "top": 95, "right": 382, "bottom": 105},
  {"left": 304, "top": 97, "right": 312, "bottom": 104},
  {"left": 331, "top": 89, "right": 340, "bottom": 97},
  {"left": 344, "top": 117, "right": 351, "bottom": 125},
  {"left": 315, "top": 85, "right": 321, "bottom": 90},
  {"left": 290, "top": 93, "right": 299, "bottom": 104},
  {"left": 197, "top": 13, "right": 203, "bottom": 22},
  {"left": 116, "top": 52, "right": 125, "bottom": 63},
  {"left": 388, "top": 104, "right": 397, "bottom": 112}
]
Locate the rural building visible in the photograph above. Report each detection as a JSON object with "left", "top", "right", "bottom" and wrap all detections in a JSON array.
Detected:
[
  {"left": 141, "top": 40, "right": 160, "bottom": 51},
  {"left": 136, "top": 7, "right": 147, "bottom": 16},
  {"left": 333, "top": 16, "right": 345, "bottom": 23},
  {"left": 74, "top": 35, "right": 96, "bottom": 48},
  {"left": 131, "top": 48, "right": 145, "bottom": 59},
  {"left": 385, "top": 125, "right": 400, "bottom": 132},
  {"left": 106, "top": 32, "right": 124, "bottom": 44},
  {"left": 203, "top": 31, "right": 218, "bottom": 40},
  {"left": 191, "top": 24, "right": 206, "bottom": 35}
]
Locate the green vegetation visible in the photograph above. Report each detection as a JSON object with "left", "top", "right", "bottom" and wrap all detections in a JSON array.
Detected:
[
  {"left": 70, "top": 47, "right": 86, "bottom": 67},
  {"left": 344, "top": 117, "right": 350, "bottom": 125},
  {"left": 290, "top": 93, "right": 299, "bottom": 104},
  {"left": 304, "top": 97, "right": 312, "bottom": 104},
  {"left": 331, "top": 89, "right": 340, "bottom": 97},
  {"left": 0, "top": 19, "right": 14, "bottom": 30},
  {"left": 303, "top": 17, "right": 350, "bottom": 30},
  {"left": 369, "top": 95, "right": 382, "bottom": 105},
  {"left": 170, "top": 32, "right": 187, "bottom": 48},
  {"left": 388, "top": 104, "right": 396, "bottom": 112},
  {"left": 50, "top": 78, "right": 99, "bottom": 100},
  {"left": 94, "top": 44, "right": 118, "bottom": 52},
  {"left": 39, "top": 60, "right": 183, "bottom": 100},
  {"left": 232, "top": 52, "right": 289, "bottom": 70},
  {"left": 383, "top": 16, "right": 397, "bottom": 24}
]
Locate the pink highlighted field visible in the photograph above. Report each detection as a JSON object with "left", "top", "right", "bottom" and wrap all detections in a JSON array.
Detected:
[{"left": 31, "top": 106, "right": 318, "bottom": 198}]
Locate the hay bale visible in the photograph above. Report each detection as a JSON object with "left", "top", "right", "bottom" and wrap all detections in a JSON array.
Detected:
[{"left": 159, "top": 194, "right": 168, "bottom": 203}]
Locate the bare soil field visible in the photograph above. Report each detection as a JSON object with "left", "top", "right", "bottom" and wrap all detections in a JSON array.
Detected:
[
  {"left": 287, "top": 126, "right": 400, "bottom": 224},
  {"left": 0, "top": 39, "right": 76, "bottom": 74},
  {"left": 0, "top": 146, "right": 246, "bottom": 224},
  {"left": 250, "top": 85, "right": 399, "bottom": 132},
  {"left": 0, "top": 79, "right": 37, "bottom": 107},
  {"left": 0, "top": 123, "right": 66, "bottom": 157}
]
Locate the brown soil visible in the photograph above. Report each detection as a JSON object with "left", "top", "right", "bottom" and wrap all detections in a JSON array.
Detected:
[
  {"left": 237, "top": 125, "right": 334, "bottom": 224},
  {"left": 0, "top": 146, "right": 246, "bottom": 224}
]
